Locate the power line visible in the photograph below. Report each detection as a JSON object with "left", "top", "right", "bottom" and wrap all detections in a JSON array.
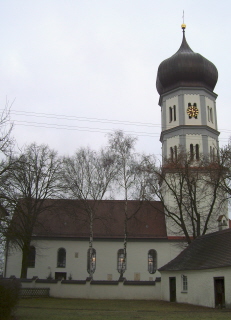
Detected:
[
  {"left": 7, "top": 109, "right": 161, "bottom": 128},
  {"left": 13, "top": 120, "right": 160, "bottom": 138},
  {"left": 3, "top": 108, "right": 231, "bottom": 143},
  {"left": 8, "top": 108, "right": 231, "bottom": 135}
]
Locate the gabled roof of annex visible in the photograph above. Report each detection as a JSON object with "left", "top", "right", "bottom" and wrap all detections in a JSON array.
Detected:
[{"left": 159, "top": 228, "right": 231, "bottom": 271}]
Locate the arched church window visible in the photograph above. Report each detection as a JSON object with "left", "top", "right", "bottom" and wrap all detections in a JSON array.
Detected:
[
  {"left": 27, "top": 246, "right": 36, "bottom": 268},
  {"left": 207, "top": 106, "right": 210, "bottom": 122},
  {"left": 148, "top": 249, "right": 157, "bottom": 274},
  {"left": 87, "top": 248, "right": 96, "bottom": 274},
  {"left": 57, "top": 248, "right": 66, "bottom": 268},
  {"left": 117, "top": 249, "right": 126, "bottom": 273}
]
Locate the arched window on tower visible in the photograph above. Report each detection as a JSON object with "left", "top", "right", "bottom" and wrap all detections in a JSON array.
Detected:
[
  {"left": 210, "top": 108, "right": 213, "bottom": 123},
  {"left": 196, "top": 144, "right": 199, "bottom": 160},
  {"left": 210, "top": 146, "right": 216, "bottom": 161},
  {"left": 170, "top": 147, "right": 174, "bottom": 161},
  {"left": 207, "top": 106, "right": 210, "bottom": 122},
  {"left": 148, "top": 249, "right": 157, "bottom": 274},
  {"left": 174, "top": 146, "right": 177, "bottom": 161},
  {"left": 169, "top": 107, "right": 173, "bottom": 122},
  {"left": 173, "top": 105, "right": 176, "bottom": 121},
  {"left": 190, "top": 144, "right": 194, "bottom": 161},
  {"left": 57, "top": 248, "right": 66, "bottom": 268}
]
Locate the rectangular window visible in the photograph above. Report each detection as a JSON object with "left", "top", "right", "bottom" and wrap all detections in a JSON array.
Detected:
[{"left": 182, "top": 275, "right": 188, "bottom": 292}]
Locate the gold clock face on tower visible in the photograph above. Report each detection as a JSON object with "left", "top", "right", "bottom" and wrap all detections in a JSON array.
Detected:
[{"left": 187, "top": 105, "right": 199, "bottom": 118}]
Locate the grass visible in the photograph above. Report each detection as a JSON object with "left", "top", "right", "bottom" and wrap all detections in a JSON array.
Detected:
[{"left": 14, "top": 298, "right": 231, "bottom": 320}]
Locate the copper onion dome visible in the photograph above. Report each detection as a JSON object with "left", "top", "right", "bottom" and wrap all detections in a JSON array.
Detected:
[{"left": 156, "top": 25, "right": 218, "bottom": 95}]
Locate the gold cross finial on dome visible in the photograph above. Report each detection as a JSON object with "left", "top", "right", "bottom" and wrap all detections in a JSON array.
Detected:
[{"left": 181, "top": 10, "right": 186, "bottom": 30}]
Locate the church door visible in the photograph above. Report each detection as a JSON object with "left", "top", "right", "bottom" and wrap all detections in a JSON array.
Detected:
[
  {"left": 169, "top": 277, "right": 176, "bottom": 302},
  {"left": 214, "top": 277, "right": 225, "bottom": 308}
]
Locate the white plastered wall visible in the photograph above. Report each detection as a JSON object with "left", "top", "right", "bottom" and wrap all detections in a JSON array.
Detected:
[
  {"left": 160, "top": 268, "right": 231, "bottom": 308},
  {"left": 5, "top": 239, "right": 182, "bottom": 281}
]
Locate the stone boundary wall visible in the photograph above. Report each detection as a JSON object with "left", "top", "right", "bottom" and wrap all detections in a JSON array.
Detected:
[{"left": 14, "top": 277, "right": 162, "bottom": 300}]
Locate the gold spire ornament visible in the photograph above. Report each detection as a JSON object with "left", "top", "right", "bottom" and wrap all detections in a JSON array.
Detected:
[{"left": 181, "top": 10, "right": 186, "bottom": 30}]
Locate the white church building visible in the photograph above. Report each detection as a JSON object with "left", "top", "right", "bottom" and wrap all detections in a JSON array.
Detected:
[{"left": 4, "top": 25, "right": 231, "bottom": 308}]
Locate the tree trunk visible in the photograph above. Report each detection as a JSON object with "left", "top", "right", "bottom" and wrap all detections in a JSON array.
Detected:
[
  {"left": 120, "top": 199, "right": 128, "bottom": 279},
  {"left": 89, "top": 212, "right": 94, "bottom": 278},
  {"left": 20, "top": 245, "right": 29, "bottom": 278}
]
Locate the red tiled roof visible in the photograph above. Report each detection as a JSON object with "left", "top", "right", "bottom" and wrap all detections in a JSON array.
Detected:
[{"left": 30, "top": 199, "right": 166, "bottom": 240}]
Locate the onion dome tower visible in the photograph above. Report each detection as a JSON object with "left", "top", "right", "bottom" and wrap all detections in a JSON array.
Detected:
[{"left": 156, "top": 24, "right": 219, "bottom": 161}]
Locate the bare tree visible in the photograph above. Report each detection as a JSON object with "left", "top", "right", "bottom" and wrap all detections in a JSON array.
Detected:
[
  {"left": 5, "top": 143, "right": 61, "bottom": 278},
  {"left": 61, "top": 147, "right": 116, "bottom": 278},
  {"left": 0, "top": 101, "right": 14, "bottom": 157},
  {"left": 0, "top": 103, "right": 14, "bottom": 222},
  {"left": 107, "top": 130, "right": 147, "bottom": 279},
  {"left": 219, "top": 140, "right": 231, "bottom": 200},
  {"left": 0, "top": 103, "right": 14, "bottom": 274},
  {"left": 143, "top": 149, "right": 227, "bottom": 244}
]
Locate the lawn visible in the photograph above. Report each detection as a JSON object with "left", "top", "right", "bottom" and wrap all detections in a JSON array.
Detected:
[{"left": 14, "top": 298, "right": 231, "bottom": 320}]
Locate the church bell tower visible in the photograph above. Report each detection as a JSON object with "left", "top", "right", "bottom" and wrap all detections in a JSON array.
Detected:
[
  {"left": 156, "top": 24, "right": 219, "bottom": 161},
  {"left": 155, "top": 25, "right": 228, "bottom": 237}
]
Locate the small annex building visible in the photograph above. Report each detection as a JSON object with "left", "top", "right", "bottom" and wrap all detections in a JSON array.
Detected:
[{"left": 159, "top": 228, "right": 231, "bottom": 308}]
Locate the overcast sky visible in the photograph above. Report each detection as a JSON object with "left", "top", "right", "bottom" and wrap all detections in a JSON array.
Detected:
[{"left": 0, "top": 0, "right": 230, "bottom": 158}]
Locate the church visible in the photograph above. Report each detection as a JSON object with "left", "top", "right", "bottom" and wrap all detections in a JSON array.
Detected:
[{"left": 4, "top": 24, "right": 231, "bottom": 307}]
